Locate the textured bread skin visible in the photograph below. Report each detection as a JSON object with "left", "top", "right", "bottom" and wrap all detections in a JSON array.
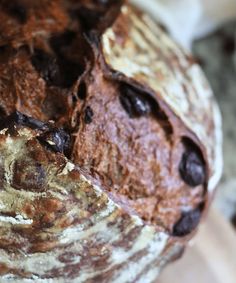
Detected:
[
  {"left": 0, "top": 125, "right": 184, "bottom": 282},
  {"left": 0, "top": 1, "right": 222, "bottom": 282}
]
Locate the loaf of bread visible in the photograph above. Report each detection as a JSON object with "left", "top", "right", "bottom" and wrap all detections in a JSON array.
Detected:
[{"left": 0, "top": 1, "right": 222, "bottom": 282}]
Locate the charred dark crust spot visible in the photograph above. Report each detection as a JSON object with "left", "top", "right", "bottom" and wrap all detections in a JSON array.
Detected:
[
  {"left": 179, "top": 138, "right": 206, "bottom": 188},
  {"left": 173, "top": 207, "right": 202, "bottom": 237},
  {"left": 1, "top": 0, "right": 28, "bottom": 24}
]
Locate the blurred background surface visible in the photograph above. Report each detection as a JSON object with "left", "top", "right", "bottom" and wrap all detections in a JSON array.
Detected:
[{"left": 193, "top": 21, "right": 236, "bottom": 226}]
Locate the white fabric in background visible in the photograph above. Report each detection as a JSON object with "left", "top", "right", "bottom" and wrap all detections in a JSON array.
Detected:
[{"left": 130, "top": 0, "right": 236, "bottom": 49}]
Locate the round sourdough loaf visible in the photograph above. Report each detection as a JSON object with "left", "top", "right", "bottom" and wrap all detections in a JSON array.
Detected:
[{"left": 0, "top": 1, "right": 222, "bottom": 282}]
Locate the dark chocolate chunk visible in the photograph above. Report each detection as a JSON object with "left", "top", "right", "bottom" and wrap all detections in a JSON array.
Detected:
[
  {"left": 77, "top": 82, "right": 87, "bottom": 100},
  {"left": 38, "top": 128, "right": 70, "bottom": 154},
  {"left": 84, "top": 106, "right": 94, "bottom": 124},
  {"left": 2, "top": 1, "right": 27, "bottom": 24},
  {"left": 0, "top": 112, "right": 70, "bottom": 154},
  {"left": 179, "top": 150, "right": 206, "bottom": 187},
  {"left": 119, "top": 83, "right": 173, "bottom": 137},
  {"left": 120, "top": 85, "right": 152, "bottom": 118},
  {"left": 0, "top": 111, "right": 48, "bottom": 131},
  {"left": 173, "top": 208, "right": 201, "bottom": 237}
]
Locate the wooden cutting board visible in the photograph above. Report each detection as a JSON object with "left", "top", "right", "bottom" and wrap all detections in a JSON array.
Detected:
[{"left": 158, "top": 207, "right": 236, "bottom": 283}]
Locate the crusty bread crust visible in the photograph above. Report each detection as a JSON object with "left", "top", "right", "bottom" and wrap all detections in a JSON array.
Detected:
[{"left": 0, "top": 1, "right": 222, "bottom": 282}]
